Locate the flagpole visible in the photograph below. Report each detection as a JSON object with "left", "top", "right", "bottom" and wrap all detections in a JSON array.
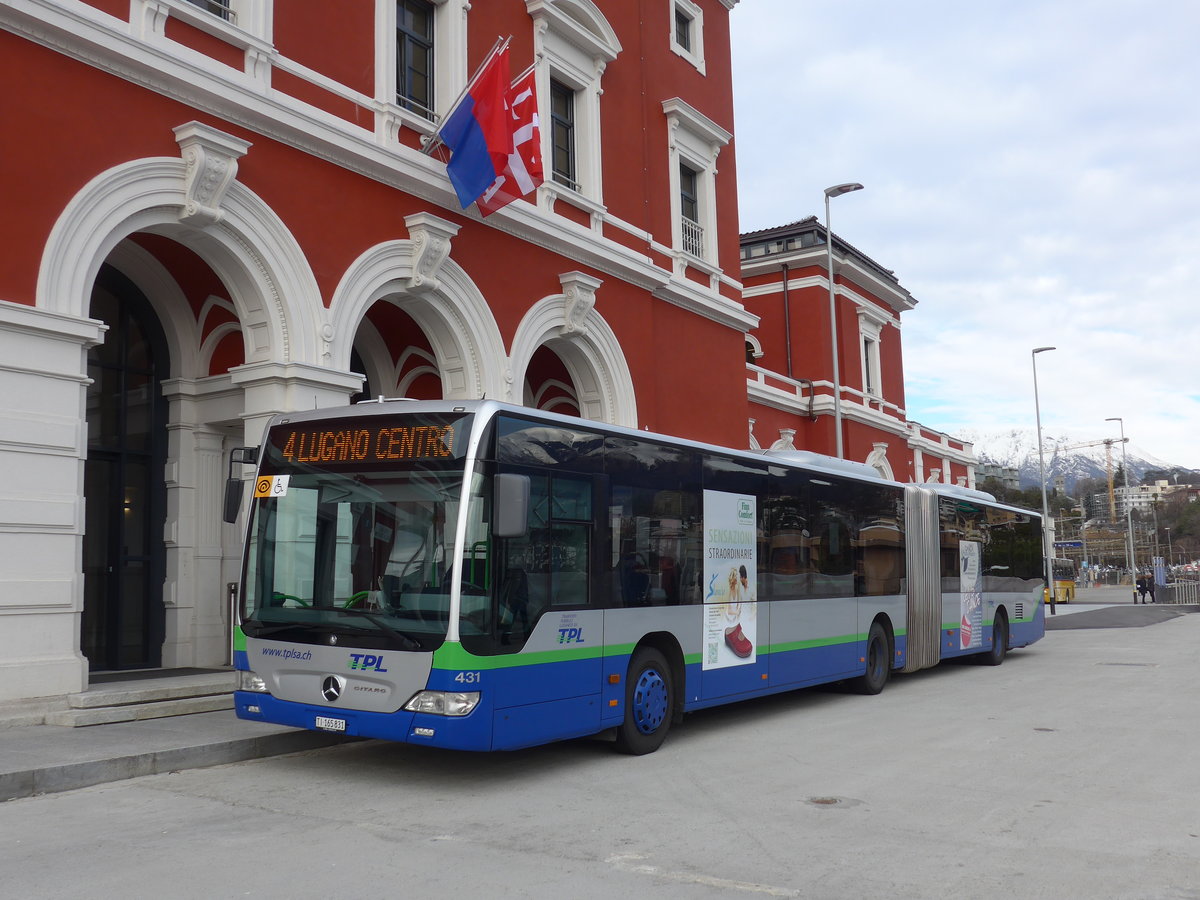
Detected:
[
  {"left": 420, "top": 36, "right": 511, "bottom": 157},
  {"left": 511, "top": 61, "right": 536, "bottom": 84}
]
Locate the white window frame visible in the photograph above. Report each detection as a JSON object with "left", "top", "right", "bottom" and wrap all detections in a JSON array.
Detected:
[
  {"left": 145, "top": 0, "right": 274, "bottom": 67},
  {"left": 669, "top": 0, "right": 705, "bottom": 75},
  {"left": 375, "top": 0, "right": 469, "bottom": 134},
  {"left": 662, "top": 97, "right": 731, "bottom": 267},
  {"left": 168, "top": 0, "right": 270, "bottom": 38},
  {"left": 527, "top": 0, "right": 622, "bottom": 206},
  {"left": 857, "top": 306, "right": 889, "bottom": 401}
]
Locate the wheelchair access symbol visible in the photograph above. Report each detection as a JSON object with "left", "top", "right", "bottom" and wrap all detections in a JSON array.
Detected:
[{"left": 254, "top": 475, "right": 291, "bottom": 498}]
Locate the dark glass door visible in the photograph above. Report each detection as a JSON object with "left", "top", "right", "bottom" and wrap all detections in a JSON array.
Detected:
[{"left": 81, "top": 265, "right": 169, "bottom": 671}]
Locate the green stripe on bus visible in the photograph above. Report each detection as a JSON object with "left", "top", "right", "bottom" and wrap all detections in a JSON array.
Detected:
[
  {"left": 432, "top": 641, "right": 606, "bottom": 670},
  {"left": 764, "top": 633, "right": 864, "bottom": 654},
  {"left": 432, "top": 630, "right": 901, "bottom": 672},
  {"left": 234, "top": 625, "right": 246, "bottom": 653}
]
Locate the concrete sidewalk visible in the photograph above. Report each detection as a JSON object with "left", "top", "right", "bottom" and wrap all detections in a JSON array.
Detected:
[{"left": 0, "top": 708, "right": 353, "bottom": 802}]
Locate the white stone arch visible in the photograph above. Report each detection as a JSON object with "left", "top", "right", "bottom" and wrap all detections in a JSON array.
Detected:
[
  {"left": 866, "top": 442, "right": 896, "bottom": 481},
  {"left": 36, "top": 156, "right": 324, "bottom": 367},
  {"left": 101, "top": 238, "right": 200, "bottom": 380},
  {"left": 509, "top": 276, "right": 637, "bottom": 428},
  {"left": 327, "top": 236, "right": 509, "bottom": 401}
]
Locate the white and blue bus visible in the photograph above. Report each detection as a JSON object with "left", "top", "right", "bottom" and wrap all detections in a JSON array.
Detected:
[{"left": 231, "top": 400, "right": 1045, "bottom": 754}]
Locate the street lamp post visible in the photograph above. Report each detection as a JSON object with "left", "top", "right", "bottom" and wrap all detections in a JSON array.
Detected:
[
  {"left": 1105, "top": 417, "right": 1136, "bottom": 582},
  {"left": 1165, "top": 526, "right": 1172, "bottom": 567},
  {"left": 824, "top": 182, "right": 864, "bottom": 459},
  {"left": 1032, "top": 346, "right": 1056, "bottom": 615}
]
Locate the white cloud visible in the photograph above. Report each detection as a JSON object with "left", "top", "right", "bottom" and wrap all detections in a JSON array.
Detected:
[{"left": 731, "top": 0, "right": 1200, "bottom": 468}]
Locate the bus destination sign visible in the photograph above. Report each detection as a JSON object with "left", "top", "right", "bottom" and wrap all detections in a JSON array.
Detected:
[{"left": 274, "top": 423, "right": 457, "bottom": 465}]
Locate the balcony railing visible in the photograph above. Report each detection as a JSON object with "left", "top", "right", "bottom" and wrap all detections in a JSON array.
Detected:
[
  {"left": 681, "top": 216, "right": 704, "bottom": 258},
  {"left": 185, "top": 0, "right": 235, "bottom": 23}
]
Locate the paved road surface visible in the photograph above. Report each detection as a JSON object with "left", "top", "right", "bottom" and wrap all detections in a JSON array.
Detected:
[{"left": 4, "top": 606, "right": 1198, "bottom": 899}]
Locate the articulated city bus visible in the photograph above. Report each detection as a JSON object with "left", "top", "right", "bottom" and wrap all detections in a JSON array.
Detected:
[{"left": 230, "top": 400, "right": 1045, "bottom": 754}]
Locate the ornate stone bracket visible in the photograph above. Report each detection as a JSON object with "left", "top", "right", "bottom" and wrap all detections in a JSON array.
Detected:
[
  {"left": 770, "top": 429, "right": 796, "bottom": 452},
  {"left": 173, "top": 121, "right": 252, "bottom": 227},
  {"left": 403, "top": 212, "right": 461, "bottom": 295},
  {"left": 559, "top": 270, "right": 602, "bottom": 337}
]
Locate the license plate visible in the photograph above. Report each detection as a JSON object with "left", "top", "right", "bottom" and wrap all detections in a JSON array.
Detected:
[{"left": 314, "top": 716, "right": 346, "bottom": 733}]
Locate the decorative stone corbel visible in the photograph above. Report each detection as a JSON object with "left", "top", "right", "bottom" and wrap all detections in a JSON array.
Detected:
[
  {"left": 403, "top": 212, "right": 461, "bottom": 295},
  {"left": 771, "top": 429, "right": 796, "bottom": 452},
  {"left": 559, "top": 271, "right": 602, "bottom": 336},
  {"left": 174, "top": 122, "right": 251, "bottom": 227}
]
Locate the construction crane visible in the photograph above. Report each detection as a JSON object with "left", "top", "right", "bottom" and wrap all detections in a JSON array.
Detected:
[{"left": 1055, "top": 437, "right": 1129, "bottom": 520}]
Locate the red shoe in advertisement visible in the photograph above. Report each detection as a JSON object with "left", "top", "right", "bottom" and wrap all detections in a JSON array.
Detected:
[{"left": 724, "top": 624, "right": 753, "bottom": 658}]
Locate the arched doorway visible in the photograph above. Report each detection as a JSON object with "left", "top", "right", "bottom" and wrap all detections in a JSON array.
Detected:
[
  {"left": 81, "top": 265, "right": 170, "bottom": 671},
  {"left": 524, "top": 345, "right": 581, "bottom": 415}
]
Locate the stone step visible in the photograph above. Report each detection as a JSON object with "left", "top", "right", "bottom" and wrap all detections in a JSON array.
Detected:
[
  {"left": 68, "top": 672, "right": 236, "bottom": 709},
  {"left": 45, "top": 693, "right": 234, "bottom": 727}
]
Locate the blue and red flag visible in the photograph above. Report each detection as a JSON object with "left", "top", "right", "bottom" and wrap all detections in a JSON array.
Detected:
[{"left": 438, "top": 44, "right": 514, "bottom": 209}]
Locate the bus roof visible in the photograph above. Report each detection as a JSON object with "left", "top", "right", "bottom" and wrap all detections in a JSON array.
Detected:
[{"left": 262, "top": 399, "right": 1029, "bottom": 508}]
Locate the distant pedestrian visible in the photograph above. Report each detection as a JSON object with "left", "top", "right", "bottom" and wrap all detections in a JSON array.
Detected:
[
  {"left": 1147, "top": 579, "right": 1156, "bottom": 603},
  {"left": 1135, "top": 576, "right": 1149, "bottom": 604}
]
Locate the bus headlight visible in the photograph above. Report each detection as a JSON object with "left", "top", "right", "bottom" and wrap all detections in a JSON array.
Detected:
[
  {"left": 404, "top": 690, "right": 480, "bottom": 717},
  {"left": 238, "top": 670, "right": 269, "bottom": 693}
]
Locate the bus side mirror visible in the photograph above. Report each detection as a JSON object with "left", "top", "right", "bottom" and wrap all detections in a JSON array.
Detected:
[
  {"left": 223, "top": 447, "right": 259, "bottom": 524},
  {"left": 494, "top": 473, "right": 531, "bottom": 538}
]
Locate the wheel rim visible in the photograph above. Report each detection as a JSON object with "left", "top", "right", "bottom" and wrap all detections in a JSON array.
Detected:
[{"left": 631, "top": 667, "right": 668, "bottom": 735}]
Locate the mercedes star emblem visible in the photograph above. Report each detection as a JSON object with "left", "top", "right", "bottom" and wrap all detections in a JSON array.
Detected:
[{"left": 321, "top": 675, "right": 342, "bottom": 702}]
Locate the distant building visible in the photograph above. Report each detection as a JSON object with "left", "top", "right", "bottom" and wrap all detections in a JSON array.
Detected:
[
  {"left": 1110, "top": 481, "right": 1200, "bottom": 517},
  {"left": 977, "top": 463, "right": 1021, "bottom": 492}
]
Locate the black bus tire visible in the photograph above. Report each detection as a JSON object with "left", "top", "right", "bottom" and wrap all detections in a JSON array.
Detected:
[
  {"left": 614, "top": 647, "right": 674, "bottom": 755},
  {"left": 853, "top": 621, "right": 890, "bottom": 695},
  {"left": 981, "top": 611, "right": 1008, "bottom": 666}
]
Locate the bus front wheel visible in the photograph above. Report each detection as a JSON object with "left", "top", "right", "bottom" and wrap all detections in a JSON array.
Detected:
[{"left": 614, "top": 647, "right": 674, "bottom": 755}]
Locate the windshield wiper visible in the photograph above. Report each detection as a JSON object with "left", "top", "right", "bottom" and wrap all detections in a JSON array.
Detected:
[
  {"left": 244, "top": 622, "right": 327, "bottom": 638},
  {"left": 328, "top": 608, "right": 425, "bottom": 651}
]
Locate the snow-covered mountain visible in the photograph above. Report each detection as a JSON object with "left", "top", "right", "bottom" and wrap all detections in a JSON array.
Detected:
[{"left": 957, "top": 428, "right": 1194, "bottom": 494}]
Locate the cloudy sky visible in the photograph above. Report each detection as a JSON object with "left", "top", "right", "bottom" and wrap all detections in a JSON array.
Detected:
[{"left": 730, "top": 0, "right": 1200, "bottom": 469}]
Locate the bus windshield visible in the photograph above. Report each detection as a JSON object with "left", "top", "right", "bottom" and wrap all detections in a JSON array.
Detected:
[{"left": 240, "top": 412, "right": 476, "bottom": 651}]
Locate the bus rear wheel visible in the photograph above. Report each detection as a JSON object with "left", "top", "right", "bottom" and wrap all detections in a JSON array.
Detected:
[
  {"left": 981, "top": 611, "right": 1008, "bottom": 666},
  {"left": 614, "top": 647, "right": 674, "bottom": 755},
  {"left": 853, "top": 621, "right": 891, "bottom": 695}
]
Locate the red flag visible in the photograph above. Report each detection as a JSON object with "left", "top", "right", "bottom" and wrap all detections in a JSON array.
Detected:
[{"left": 477, "top": 67, "right": 545, "bottom": 217}]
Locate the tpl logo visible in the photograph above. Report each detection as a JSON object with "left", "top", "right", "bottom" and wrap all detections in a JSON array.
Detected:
[
  {"left": 348, "top": 653, "right": 388, "bottom": 672},
  {"left": 557, "top": 627, "right": 585, "bottom": 644}
]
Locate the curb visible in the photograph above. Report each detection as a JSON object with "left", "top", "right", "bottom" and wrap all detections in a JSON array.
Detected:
[{"left": 0, "top": 729, "right": 353, "bottom": 803}]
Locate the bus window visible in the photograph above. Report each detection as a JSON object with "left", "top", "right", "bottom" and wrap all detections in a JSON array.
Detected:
[
  {"left": 609, "top": 437, "right": 702, "bottom": 607},
  {"left": 497, "top": 473, "right": 594, "bottom": 633},
  {"left": 610, "top": 485, "right": 700, "bottom": 606},
  {"left": 858, "top": 493, "right": 905, "bottom": 597}
]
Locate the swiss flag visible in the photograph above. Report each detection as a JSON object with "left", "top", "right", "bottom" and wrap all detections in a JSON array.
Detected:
[{"left": 476, "top": 68, "right": 545, "bottom": 217}]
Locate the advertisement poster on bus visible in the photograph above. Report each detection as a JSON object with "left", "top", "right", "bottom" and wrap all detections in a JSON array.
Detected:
[
  {"left": 703, "top": 490, "right": 757, "bottom": 669},
  {"left": 959, "top": 539, "right": 982, "bottom": 649}
]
